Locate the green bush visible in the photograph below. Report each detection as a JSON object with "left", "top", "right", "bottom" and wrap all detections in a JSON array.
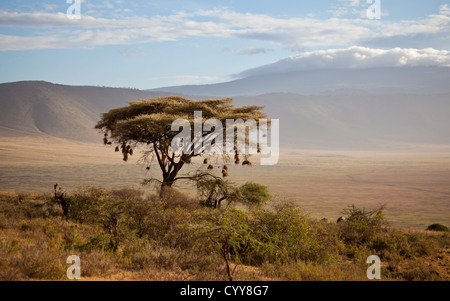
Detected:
[
  {"left": 338, "top": 204, "right": 386, "bottom": 245},
  {"left": 193, "top": 207, "right": 257, "bottom": 281},
  {"left": 68, "top": 186, "right": 107, "bottom": 223},
  {"left": 239, "top": 182, "right": 271, "bottom": 207},
  {"left": 247, "top": 202, "right": 320, "bottom": 264},
  {"left": 426, "top": 223, "right": 450, "bottom": 232}
]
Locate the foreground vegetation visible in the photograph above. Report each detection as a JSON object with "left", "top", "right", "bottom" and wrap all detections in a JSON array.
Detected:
[{"left": 0, "top": 186, "right": 449, "bottom": 281}]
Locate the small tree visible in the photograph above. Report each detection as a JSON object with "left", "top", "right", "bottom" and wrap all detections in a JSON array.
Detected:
[
  {"left": 193, "top": 172, "right": 240, "bottom": 209},
  {"left": 339, "top": 204, "right": 387, "bottom": 245},
  {"left": 239, "top": 182, "right": 270, "bottom": 208},
  {"left": 193, "top": 172, "right": 270, "bottom": 209},
  {"left": 195, "top": 208, "right": 255, "bottom": 281},
  {"left": 342, "top": 204, "right": 386, "bottom": 227},
  {"left": 52, "top": 183, "right": 70, "bottom": 218},
  {"left": 95, "top": 96, "right": 268, "bottom": 190}
]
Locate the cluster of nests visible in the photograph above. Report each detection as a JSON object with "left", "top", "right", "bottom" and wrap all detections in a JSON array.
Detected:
[
  {"left": 104, "top": 134, "right": 134, "bottom": 162},
  {"left": 116, "top": 143, "right": 133, "bottom": 162},
  {"left": 104, "top": 133, "right": 252, "bottom": 177},
  {"left": 203, "top": 152, "right": 252, "bottom": 178}
]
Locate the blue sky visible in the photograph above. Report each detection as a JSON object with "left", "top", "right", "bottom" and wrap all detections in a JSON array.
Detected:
[{"left": 0, "top": 0, "right": 449, "bottom": 89}]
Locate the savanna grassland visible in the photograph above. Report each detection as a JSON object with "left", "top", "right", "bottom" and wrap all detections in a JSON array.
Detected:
[
  {"left": 1, "top": 185, "right": 449, "bottom": 281},
  {"left": 0, "top": 136, "right": 449, "bottom": 281},
  {"left": 1, "top": 136, "right": 449, "bottom": 229}
]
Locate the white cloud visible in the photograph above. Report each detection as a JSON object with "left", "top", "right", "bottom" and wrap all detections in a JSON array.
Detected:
[
  {"left": 0, "top": 11, "right": 157, "bottom": 28},
  {"left": 240, "top": 46, "right": 450, "bottom": 77},
  {"left": 42, "top": 3, "right": 57, "bottom": 12},
  {"left": 440, "top": 4, "right": 450, "bottom": 16},
  {"left": 0, "top": 6, "right": 449, "bottom": 51},
  {"left": 339, "top": 0, "right": 361, "bottom": 7}
]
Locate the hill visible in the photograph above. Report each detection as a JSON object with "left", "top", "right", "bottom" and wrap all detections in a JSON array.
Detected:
[
  {"left": 1, "top": 81, "right": 450, "bottom": 150},
  {"left": 232, "top": 92, "right": 450, "bottom": 150},
  {"left": 150, "top": 67, "right": 450, "bottom": 97},
  {"left": 0, "top": 81, "right": 169, "bottom": 142}
]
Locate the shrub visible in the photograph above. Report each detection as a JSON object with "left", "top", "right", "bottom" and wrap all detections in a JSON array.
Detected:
[
  {"left": 19, "top": 245, "right": 67, "bottom": 280},
  {"left": 193, "top": 208, "right": 256, "bottom": 281},
  {"left": 338, "top": 204, "right": 386, "bottom": 245},
  {"left": 426, "top": 223, "right": 450, "bottom": 232},
  {"left": 194, "top": 174, "right": 239, "bottom": 209},
  {"left": 109, "top": 187, "right": 145, "bottom": 201},
  {"left": 68, "top": 185, "right": 107, "bottom": 223},
  {"left": 159, "top": 186, "right": 199, "bottom": 210},
  {"left": 124, "top": 198, "right": 194, "bottom": 248},
  {"left": 247, "top": 202, "right": 320, "bottom": 265},
  {"left": 67, "top": 186, "right": 133, "bottom": 251},
  {"left": 342, "top": 204, "right": 385, "bottom": 226},
  {"left": 239, "top": 182, "right": 271, "bottom": 207}
]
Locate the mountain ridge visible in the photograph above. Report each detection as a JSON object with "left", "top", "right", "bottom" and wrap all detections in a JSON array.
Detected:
[
  {"left": 0, "top": 81, "right": 171, "bottom": 142},
  {"left": 150, "top": 66, "right": 450, "bottom": 97},
  {"left": 1, "top": 79, "right": 450, "bottom": 150}
]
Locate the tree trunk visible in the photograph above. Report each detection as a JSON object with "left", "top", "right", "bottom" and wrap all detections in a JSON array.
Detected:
[{"left": 159, "top": 161, "right": 184, "bottom": 191}]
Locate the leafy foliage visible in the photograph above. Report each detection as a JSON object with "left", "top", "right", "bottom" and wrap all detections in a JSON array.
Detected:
[
  {"left": 95, "top": 96, "right": 268, "bottom": 188},
  {"left": 1, "top": 190, "right": 449, "bottom": 281},
  {"left": 427, "top": 223, "right": 449, "bottom": 232},
  {"left": 239, "top": 182, "right": 271, "bottom": 207}
]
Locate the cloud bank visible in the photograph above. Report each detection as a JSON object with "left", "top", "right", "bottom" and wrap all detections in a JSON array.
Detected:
[
  {"left": 239, "top": 46, "right": 450, "bottom": 77},
  {"left": 0, "top": 5, "right": 449, "bottom": 51}
]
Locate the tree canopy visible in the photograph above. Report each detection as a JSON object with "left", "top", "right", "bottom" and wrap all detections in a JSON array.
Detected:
[{"left": 95, "top": 96, "right": 268, "bottom": 189}]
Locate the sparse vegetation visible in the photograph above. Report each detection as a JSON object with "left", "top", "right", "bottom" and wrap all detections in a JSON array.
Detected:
[
  {"left": 0, "top": 187, "right": 448, "bottom": 281},
  {"left": 427, "top": 224, "right": 450, "bottom": 232}
]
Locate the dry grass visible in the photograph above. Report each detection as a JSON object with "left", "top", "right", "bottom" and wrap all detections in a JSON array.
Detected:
[
  {"left": 1, "top": 136, "right": 450, "bottom": 281},
  {"left": 1, "top": 136, "right": 449, "bottom": 229},
  {"left": 0, "top": 189, "right": 448, "bottom": 281}
]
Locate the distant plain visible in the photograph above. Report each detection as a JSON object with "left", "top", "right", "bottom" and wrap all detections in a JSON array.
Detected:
[{"left": 1, "top": 135, "right": 449, "bottom": 230}]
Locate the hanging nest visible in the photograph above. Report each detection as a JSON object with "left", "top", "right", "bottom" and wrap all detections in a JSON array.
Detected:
[
  {"left": 234, "top": 158, "right": 240, "bottom": 165},
  {"left": 242, "top": 160, "right": 253, "bottom": 167},
  {"left": 203, "top": 158, "right": 208, "bottom": 164},
  {"left": 207, "top": 164, "right": 214, "bottom": 170},
  {"left": 129, "top": 148, "right": 133, "bottom": 156},
  {"left": 222, "top": 169, "right": 229, "bottom": 177},
  {"left": 222, "top": 165, "right": 228, "bottom": 171},
  {"left": 181, "top": 154, "right": 191, "bottom": 164},
  {"left": 115, "top": 146, "right": 119, "bottom": 152}
]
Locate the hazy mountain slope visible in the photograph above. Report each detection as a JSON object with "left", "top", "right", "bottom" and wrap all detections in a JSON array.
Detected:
[
  {"left": 151, "top": 67, "right": 450, "bottom": 97},
  {"left": 232, "top": 93, "right": 450, "bottom": 149},
  {"left": 149, "top": 63, "right": 450, "bottom": 150},
  {"left": 0, "top": 81, "right": 170, "bottom": 142},
  {"left": 1, "top": 81, "right": 449, "bottom": 150}
]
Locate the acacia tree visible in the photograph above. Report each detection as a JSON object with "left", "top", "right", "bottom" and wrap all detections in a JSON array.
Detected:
[{"left": 95, "top": 96, "right": 268, "bottom": 189}]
